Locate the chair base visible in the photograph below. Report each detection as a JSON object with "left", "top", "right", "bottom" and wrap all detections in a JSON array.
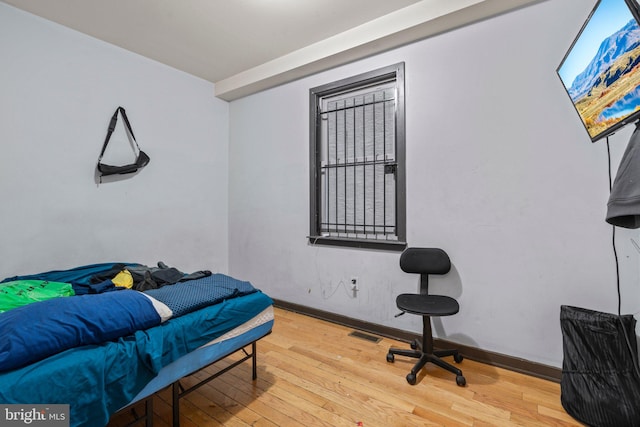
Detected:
[{"left": 387, "top": 339, "right": 466, "bottom": 386}]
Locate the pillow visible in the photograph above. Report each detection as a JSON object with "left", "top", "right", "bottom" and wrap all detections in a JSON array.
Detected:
[{"left": 141, "top": 293, "right": 173, "bottom": 322}]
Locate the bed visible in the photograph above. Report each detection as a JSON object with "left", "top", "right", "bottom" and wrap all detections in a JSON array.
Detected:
[{"left": 0, "top": 263, "right": 274, "bottom": 427}]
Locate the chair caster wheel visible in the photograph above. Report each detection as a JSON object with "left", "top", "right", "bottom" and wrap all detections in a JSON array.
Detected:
[
  {"left": 386, "top": 353, "right": 394, "bottom": 363},
  {"left": 406, "top": 373, "right": 417, "bottom": 385},
  {"left": 454, "top": 353, "right": 463, "bottom": 363},
  {"left": 456, "top": 375, "right": 466, "bottom": 387},
  {"left": 410, "top": 340, "right": 418, "bottom": 350}
]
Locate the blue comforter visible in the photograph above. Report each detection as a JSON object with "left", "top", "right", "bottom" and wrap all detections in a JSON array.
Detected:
[
  {"left": 0, "top": 291, "right": 273, "bottom": 427},
  {"left": 0, "top": 270, "right": 258, "bottom": 372},
  {"left": 0, "top": 264, "right": 267, "bottom": 426},
  {"left": 0, "top": 290, "right": 161, "bottom": 372}
]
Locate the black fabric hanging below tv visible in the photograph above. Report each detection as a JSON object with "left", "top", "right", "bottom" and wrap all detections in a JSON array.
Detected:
[{"left": 607, "top": 122, "right": 640, "bottom": 228}]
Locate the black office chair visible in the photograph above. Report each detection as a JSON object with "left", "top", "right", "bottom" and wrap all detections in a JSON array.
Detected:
[{"left": 386, "top": 248, "right": 466, "bottom": 386}]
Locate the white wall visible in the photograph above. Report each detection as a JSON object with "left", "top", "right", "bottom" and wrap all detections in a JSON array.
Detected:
[
  {"left": 0, "top": 3, "right": 229, "bottom": 276},
  {"left": 229, "top": 0, "right": 640, "bottom": 368}
]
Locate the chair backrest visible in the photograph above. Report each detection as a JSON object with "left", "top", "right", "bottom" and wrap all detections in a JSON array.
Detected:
[{"left": 400, "top": 248, "right": 451, "bottom": 276}]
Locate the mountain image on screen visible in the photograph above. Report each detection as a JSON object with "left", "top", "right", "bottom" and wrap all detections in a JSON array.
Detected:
[{"left": 568, "top": 19, "right": 640, "bottom": 138}]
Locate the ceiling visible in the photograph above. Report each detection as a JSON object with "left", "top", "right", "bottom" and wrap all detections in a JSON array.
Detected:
[{"left": 3, "top": 0, "right": 545, "bottom": 100}]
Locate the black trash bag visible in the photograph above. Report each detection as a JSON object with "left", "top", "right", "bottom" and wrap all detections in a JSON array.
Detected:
[{"left": 560, "top": 305, "right": 640, "bottom": 426}]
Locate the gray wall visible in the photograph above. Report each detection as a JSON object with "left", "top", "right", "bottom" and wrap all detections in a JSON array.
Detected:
[
  {"left": 3, "top": 0, "right": 639, "bottom": 369},
  {"left": 0, "top": 3, "right": 230, "bottom": 275},
  {"left": 228, "top": 0, "right": 640, "bottom": 368}
]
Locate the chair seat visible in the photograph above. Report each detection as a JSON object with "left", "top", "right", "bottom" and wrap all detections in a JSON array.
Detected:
[{"left": 396, "top": 293, "right": 459, "bottom": 316}]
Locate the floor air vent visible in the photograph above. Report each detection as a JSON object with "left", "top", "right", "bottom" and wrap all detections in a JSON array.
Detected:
[{"left": 348, "top": 331, "right": 382, "bottom": 343}]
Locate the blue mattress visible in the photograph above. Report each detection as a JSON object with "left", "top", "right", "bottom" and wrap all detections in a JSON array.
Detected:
[
  {"left": 144, "top": 273, "right": 256, "bottom": 317},
  {"left": 0, "top": 290, "right": 273, "bottom": 427}
]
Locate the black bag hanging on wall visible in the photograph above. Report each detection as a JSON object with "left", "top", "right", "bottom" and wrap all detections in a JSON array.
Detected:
[
  {"left": 96, "top": 106, "right": 150, "bottom": 178},
  {"left": 560, "top": 305, "right": 640, "bottom": 426}
]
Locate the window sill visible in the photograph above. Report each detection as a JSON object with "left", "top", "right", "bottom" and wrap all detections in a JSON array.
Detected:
[{"left": 307, "top": 236, "right": 407, "bottom": 251}]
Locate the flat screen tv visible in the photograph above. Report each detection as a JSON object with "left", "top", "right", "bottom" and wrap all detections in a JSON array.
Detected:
[{"left": 558, "top": 0, "right": 640, "bottom": 142}]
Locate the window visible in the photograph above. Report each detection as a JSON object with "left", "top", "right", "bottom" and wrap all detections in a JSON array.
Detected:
[{"left": 309, "top": 63, "right": 406, "bottom": 250}]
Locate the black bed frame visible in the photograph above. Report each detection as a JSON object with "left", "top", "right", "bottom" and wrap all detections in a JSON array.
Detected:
[{"left": 117, "top": 335, "right": 268, "bottom": 427}]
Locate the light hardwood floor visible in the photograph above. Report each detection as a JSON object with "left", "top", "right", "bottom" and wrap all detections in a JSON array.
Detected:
[{"left": 109, "top": 307, "right": 580, "bottom": 427}]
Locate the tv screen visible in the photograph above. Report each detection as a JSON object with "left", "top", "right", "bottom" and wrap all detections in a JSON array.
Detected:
[{"left": 558, "top": 0, "right": 640, "bottom": 142}]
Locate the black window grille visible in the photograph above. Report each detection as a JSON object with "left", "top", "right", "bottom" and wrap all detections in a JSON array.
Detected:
[{"left": 309, "top": 63, "right": 406, "bottom": 250}]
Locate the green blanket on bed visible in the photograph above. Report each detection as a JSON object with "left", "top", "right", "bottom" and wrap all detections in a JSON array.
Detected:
[{"left": 0, "top": 280, "right": 74, "bottom": 313}]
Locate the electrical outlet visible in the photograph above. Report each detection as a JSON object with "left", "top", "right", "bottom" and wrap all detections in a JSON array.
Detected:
[{"left": 351, "top": 276, "right": 359, "bottom": 292}]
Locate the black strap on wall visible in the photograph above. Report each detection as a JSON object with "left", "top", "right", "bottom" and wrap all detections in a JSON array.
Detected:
[{"left": 97, "top": 107, "right": 150, "bottom": 178}]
